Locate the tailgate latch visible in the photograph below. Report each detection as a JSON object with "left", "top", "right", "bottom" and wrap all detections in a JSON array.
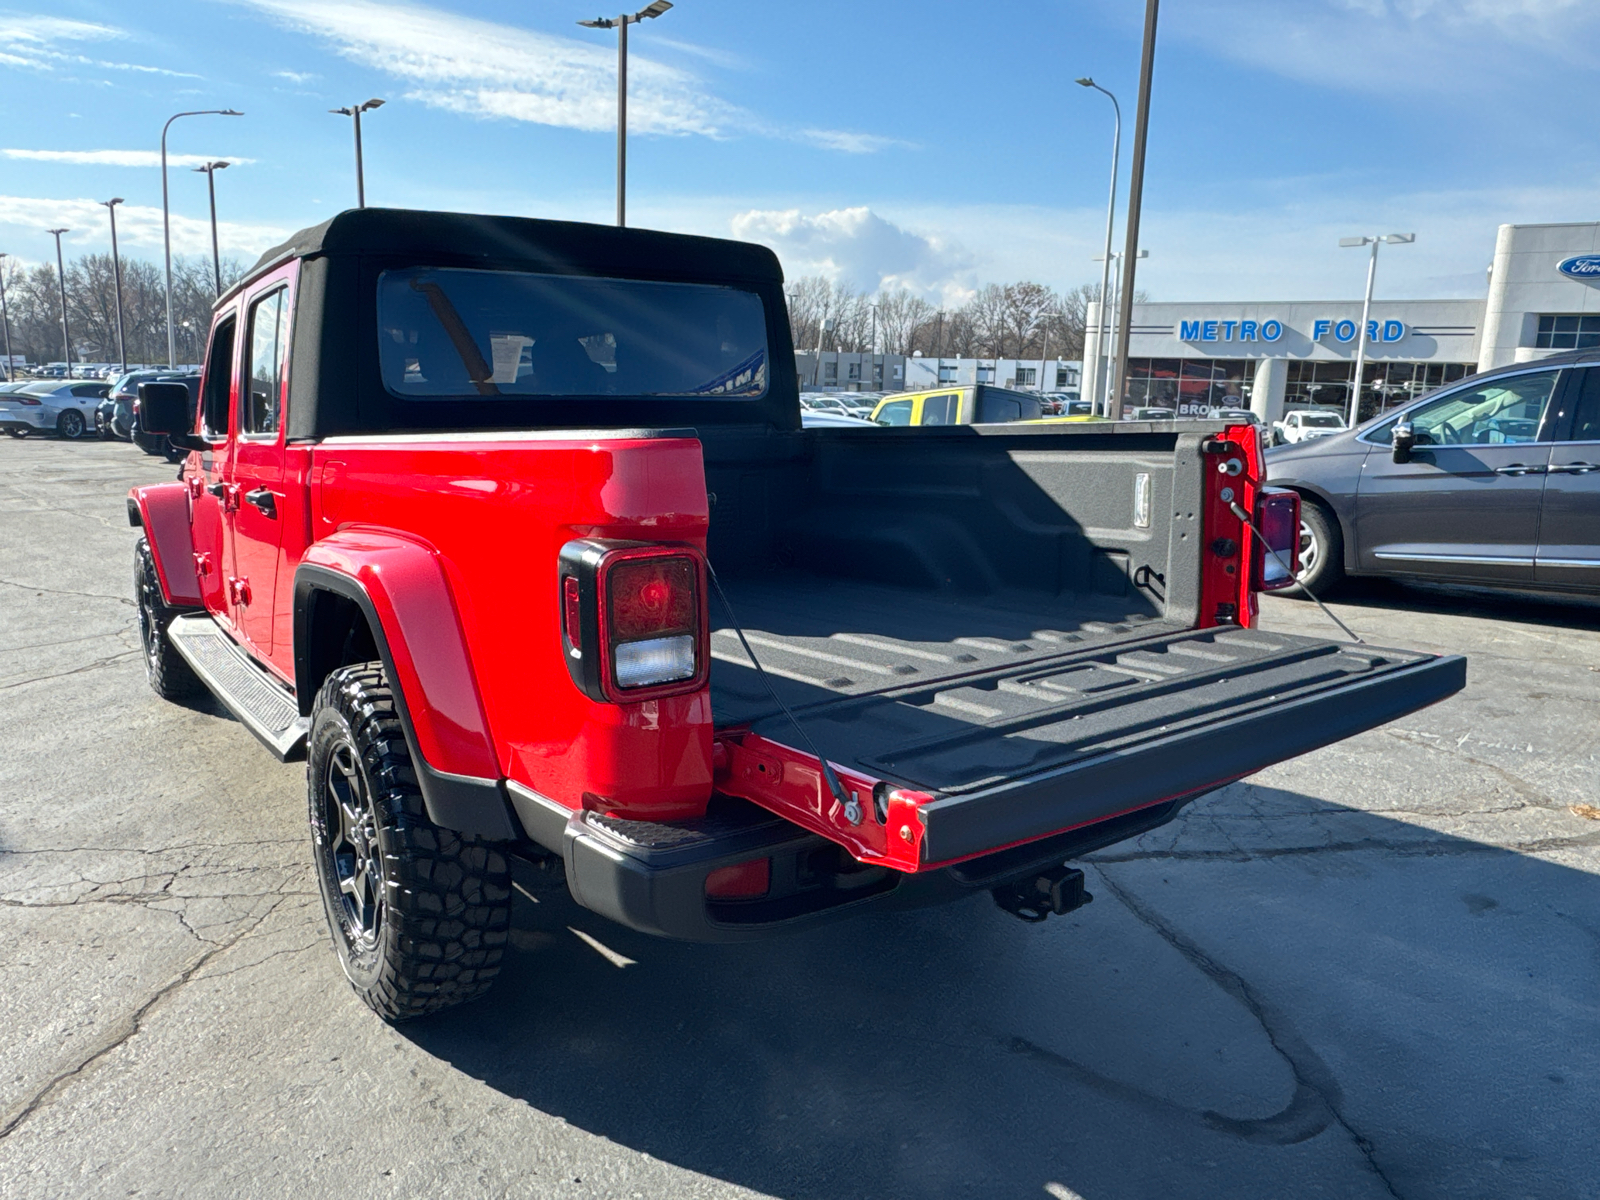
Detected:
[{"left": 992, "top": 866, "right": 1094, "bottom": 923}]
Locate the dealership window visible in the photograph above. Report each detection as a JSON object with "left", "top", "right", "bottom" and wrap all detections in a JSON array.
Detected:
[
  {"left": 1535, "top": 314, "right": 1600, "bottom": 349},
  {"left": 1125, "top": 359, "right": 1255, "bottom": 414},
  {"left": 824, "top": 361, "right": 837, "bottom": 382},
  {"left": 1055, "top": 368, "right": 1072, "bottom": 388},
  {"left": 1286, "top": 359, "right": 1475, "bottom": 423},
  {"left": 1014, "top": 366, "right": 1037, "bottom": 386},
  {"left": 848, "top": 361, "right": 861, "bottom": 380}
]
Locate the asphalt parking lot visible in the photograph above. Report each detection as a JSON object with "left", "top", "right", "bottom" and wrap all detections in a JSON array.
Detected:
[{"left": 1, "top": 435, "right": 1597, "bottom": 1200}]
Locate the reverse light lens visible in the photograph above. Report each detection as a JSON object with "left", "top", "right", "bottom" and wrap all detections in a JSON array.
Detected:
[
  {"left": 613, "top": 633, "right": 696, "bottom": 688},
  {"left": 704, "top": 857, "right": 771, "bottom": 899}
]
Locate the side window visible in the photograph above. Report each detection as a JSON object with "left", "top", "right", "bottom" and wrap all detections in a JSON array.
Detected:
[
  {"left": 1410, "top": 370, "right": 1558, "bottom": 446},
  {"left": 1561, "top": 367, "right": 1600, "bottom": 442},
  {"left": 978, "top": 393, "right": 1022, "bottom": 423},
  {"left": 201, "top": 317, "right": 236, "bottom": 439},
  {"left": 243, "top": 287, "right": 288, "bottom": 436},
  {"left": 923, "top": 394, "right": 956, "bottom": 426},
  {"left": 875, "top": 399, "right": 913, "bottom": 426},
  {"left": 1370, "top": 371, "right": 1561, "bottom": 446}
]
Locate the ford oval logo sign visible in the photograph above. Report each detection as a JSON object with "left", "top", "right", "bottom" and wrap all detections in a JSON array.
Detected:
[{"left": 1558, "top": 254, "right": 1600, "bottom": 280}]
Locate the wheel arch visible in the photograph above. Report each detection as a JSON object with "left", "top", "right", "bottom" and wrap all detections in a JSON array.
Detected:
[{"left": 294, "top": 538, "right": 517, "bottom": 841}]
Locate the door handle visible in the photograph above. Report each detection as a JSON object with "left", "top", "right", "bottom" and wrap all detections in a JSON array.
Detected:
[
  {"left": 205, "top": 481, "right": 226, "bottom": 499},
  {"left": 244, "top": 488, "right": 278, "bottom": 519},
  {"left": 1492, "top": 464, "right": 1544, "bottom": 476},
  {"left": 1547, "top": 461, "right": 1597, "bottom": 474}
]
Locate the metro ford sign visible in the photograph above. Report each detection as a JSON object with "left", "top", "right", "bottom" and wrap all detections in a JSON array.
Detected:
[
  {"left": 1558, "top": 254, "right": 1600, "bottom": 280},
  {"left": 1177, "top": 318, "right": 1407, "bottom": 344}
]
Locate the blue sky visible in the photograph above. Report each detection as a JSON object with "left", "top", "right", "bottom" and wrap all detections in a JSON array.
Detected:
[{"left": 2, "top": 0, "right": 1598, "bottom": 305}]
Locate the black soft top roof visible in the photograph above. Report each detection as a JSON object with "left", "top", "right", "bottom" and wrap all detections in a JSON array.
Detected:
[
  {"left": 256, "top": 208, "right": 799, "bottom": 438},
  {"left": 245, "top": 207, "right": 782, "bottom": 291}
]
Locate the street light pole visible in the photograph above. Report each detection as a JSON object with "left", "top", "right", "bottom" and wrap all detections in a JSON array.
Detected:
[
  {"left": 163, "top": 108, "right": 243, "bottom": 368},
  {"left": 100, "top": 199, "right": 127, "bottom": 373},
  {"left": 47, "top": 228, "right": 72, "bottom": 379},
  {"left": 579, "top": 1, "right": 672, "bottom": 228},
  {"left": 329, "top": 99, "right": 384, "bottom": 208},
  {"left": 192, "top": 162, "right": 230, "bottom": 296},
  {"left": 1076, "top": 78, "right": 1121, "bottom": 416},
  {"left": 1339, "top": 232, "right": 1415, "bottom": 427},
  {"left": 0, "top": 253, "right": 14, "bottom": 382},
  {"left": 1093, "top": 249, "right": 1147, "bottom": 412},
  {"left": 1112, "top": 0, "right": 1159, "bottom": 420}
]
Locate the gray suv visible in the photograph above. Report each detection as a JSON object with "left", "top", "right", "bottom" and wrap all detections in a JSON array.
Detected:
[{"left": 1266, "top": 349, "right": 1599, "bottom": 596}]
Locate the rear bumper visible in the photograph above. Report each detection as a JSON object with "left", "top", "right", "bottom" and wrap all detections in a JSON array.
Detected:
[{"left": 507, "top": 779, "right": 1193, "bottom": 942}]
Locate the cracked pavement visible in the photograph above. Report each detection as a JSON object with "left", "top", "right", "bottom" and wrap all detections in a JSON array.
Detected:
[{"left": 1, "top": 437, "right": 1596, "bottom": 1199}]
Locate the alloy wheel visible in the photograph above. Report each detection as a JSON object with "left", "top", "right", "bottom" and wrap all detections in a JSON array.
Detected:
[
  {"left": 58, "top": 410, "right": 85, "bottom": 439},
  {"left": 1297, "top": 519, "right": 1320, "bottom": 581},
  {"left": 324, "top": 742, "right": 384, "bottom": 948}
]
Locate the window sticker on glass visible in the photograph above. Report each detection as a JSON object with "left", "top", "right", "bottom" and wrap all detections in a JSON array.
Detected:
[{"left": 377, "top": 268, "right": 768, "bottom": 400}]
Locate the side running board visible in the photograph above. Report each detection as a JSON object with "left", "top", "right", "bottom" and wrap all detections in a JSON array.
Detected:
[{"left": 166, "top": 614, "right": 309, "bottom": 761}]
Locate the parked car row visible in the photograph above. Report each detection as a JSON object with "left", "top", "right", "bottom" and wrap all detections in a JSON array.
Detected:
[{"left": 0, "top": 371, "right": 200, "bottom": 459}]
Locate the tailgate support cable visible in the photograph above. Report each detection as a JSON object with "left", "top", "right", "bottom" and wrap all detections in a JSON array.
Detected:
[
  {"left": 1229, "top": 500, "right": 1364, "bottom": 645},
  {"left": 705, "top": 561, "right": 856, "bottom": 816}
]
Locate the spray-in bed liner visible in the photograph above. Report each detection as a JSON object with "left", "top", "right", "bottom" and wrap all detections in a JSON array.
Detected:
[{"left": 709, "top": 571, "right": 1458, "bottom": 811}]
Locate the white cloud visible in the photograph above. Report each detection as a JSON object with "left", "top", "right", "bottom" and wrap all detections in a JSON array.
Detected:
[
  {"left": 0, "top": 14, "right": 197, "bottom": 78},
  {"left": 272, "top": 68, "right": 317, "bottom": 83},
  {"left": 239, "top": 0, "right": 735, "bottom": 137},
  {"left": 731, "top": 207, "right": 978, "bottom": 302},
  {"left": 236, "top": 0, "right": 897, "bottom": 152},
  {"left": 0, "top": 195, "right": 287, "bottom": 258},
  {"left": 795, "top": 129, "right": 912, "bottom": 155},
  {"left": 3, "top": 149, "right": 255, "bottom": 168},
  {"left": 1167, "top": 0, "right": 1600, "bottom": 91}
]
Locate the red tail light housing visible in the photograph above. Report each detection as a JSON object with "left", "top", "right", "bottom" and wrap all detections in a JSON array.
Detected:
[
  {"left": 1252, "top": 488, "right": 1301, "bottom": 591},
  {"left": 558, "top": 539, "right": 709, "bottom": 703}
]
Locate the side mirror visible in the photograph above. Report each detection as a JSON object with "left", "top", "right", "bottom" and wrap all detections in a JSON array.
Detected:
[
  {"left": 137, "top": 382, "right": 208, "bottom": 451},
  {"left": 1392, "top": 420, "right": 1415, "bottom": 464}
]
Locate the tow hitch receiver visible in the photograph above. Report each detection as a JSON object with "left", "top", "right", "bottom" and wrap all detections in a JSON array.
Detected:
[{"left": 992, "top": 866, "right": 1093, "bottom": 923}]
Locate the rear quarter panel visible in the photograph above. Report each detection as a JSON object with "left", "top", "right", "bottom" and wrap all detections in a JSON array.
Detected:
[{"left": 312, "top": 434, "right": 714, "bottom": 820}]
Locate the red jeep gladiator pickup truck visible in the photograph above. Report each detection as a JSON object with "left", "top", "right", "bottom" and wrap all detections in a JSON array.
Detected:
[{"left": 129, "top": 209, "right": 1465, "bottom": 1021}]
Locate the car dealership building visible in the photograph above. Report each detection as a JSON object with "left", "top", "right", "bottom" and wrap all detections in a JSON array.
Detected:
[{"left": 1082, "top": 221, "right": 1600, "bottom": 424}]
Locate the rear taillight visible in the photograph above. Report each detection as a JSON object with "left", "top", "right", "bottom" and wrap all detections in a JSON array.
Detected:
[
  {"left": 558, "top": 540, "right": 709, "bottom": 703},
  {"left": 1252, "top": 489, "right": 1301, "bottom": 591},
  {"left": 15, "top": 396, "right": 40, "bottom": 406},
  {"left": 608, "top": 556, "right": 697, "bottom": 688}
]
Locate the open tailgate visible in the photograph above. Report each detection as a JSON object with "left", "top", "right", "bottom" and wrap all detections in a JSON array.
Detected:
[{"left": 712, "top": 626, "right": 1465, "bottom": 872}]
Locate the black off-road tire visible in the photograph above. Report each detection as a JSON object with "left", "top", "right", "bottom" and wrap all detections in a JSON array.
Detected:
[
  {"left": 1291, "top": 499, "right": 1345, "bottom": 598},
  {"left": 308, "top": 663, "right": 511, "bottom": 1022},
  {"left": 134, "top": 538, "right": 204, "bottom": 701}
]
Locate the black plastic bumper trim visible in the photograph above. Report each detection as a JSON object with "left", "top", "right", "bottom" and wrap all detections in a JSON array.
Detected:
[{"left": 919, "top": 653, "right": 1466, "bottom": 864}]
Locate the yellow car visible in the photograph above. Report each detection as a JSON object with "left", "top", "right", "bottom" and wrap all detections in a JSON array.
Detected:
[
  {"left": 870, "top": 385, "right": 1106, "bottom": 427},
  {"left": 870, "top": 385, "right": 1033, "bottom": 426}
]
